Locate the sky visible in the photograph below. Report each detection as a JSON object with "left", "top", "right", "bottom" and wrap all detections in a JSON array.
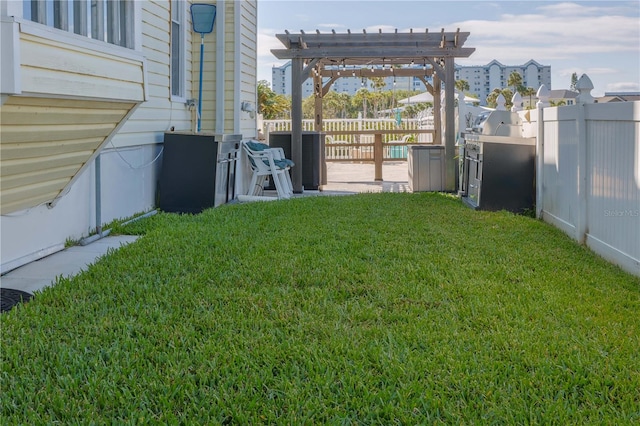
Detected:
[{"left": 256, "top": 0, "right": 640, "bottom": 97}]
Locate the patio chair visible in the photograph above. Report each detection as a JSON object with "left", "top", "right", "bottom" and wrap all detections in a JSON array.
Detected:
[{"left": 242, "top": 140, "right": 294, "bottom": 199}]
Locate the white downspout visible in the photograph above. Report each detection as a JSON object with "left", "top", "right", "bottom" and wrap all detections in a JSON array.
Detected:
[{"left": 215, "top": 0, "right": 225, "bottom": 134}]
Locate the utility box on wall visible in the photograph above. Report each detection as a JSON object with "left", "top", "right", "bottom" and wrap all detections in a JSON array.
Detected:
[{"left": 408, "top": 145, "right": 446, "bottom": 192}]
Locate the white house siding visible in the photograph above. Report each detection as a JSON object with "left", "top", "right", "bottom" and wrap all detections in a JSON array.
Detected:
[
  {"left": 19, "top": 33, "right": 145, "bottom": 101},
  {"left": 223, "top": 2, "right": 237, "bottom": 133}
]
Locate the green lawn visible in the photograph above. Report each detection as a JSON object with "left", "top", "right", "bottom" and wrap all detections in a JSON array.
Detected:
[{"left": 2, "top": 193, "right": 639, "bottom": 424}]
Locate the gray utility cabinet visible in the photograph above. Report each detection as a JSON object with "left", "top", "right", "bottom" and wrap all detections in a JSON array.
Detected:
[
  {"left": 159, "top": 132, "right": 241, "bottom": 213},
  {"left": 408, "top": 145, "right": 445, "bottom": 192},
  {"left": 268, "top": 131, "right": 326, "bottom": 190}
]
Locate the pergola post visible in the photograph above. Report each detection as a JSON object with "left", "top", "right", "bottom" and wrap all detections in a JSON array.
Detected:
[
  {"left": 290, "top": 57, "right": 304, "bottom": 193},
  {"left": 444, "top": 57, "right": 456, "bottom": 191}
]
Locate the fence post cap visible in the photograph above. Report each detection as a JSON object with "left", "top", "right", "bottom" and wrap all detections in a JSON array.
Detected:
[
  {"left": 536, "top": 84, "right": 550, "bottom": 108},
  {"left": 576, "top": 74, "right": 595, "bottom": 104},
  {"left": 511, "top": 92, "right": 523, "bottom": 112}
]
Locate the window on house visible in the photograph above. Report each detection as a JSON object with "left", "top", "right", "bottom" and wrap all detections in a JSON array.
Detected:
[
  {"left": 171, "top": 0, "right": 186, "bottom": 99},
  {"left": 22, "top": 0, "right": 134, "bottom": 49}
]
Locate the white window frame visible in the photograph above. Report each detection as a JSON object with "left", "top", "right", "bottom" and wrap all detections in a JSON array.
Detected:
[
  {"left": 170, "top": 0, "right": 187, "bottom": 102},
  {"left": 20, "top": 0, "right": 136, "bottom": 49}
]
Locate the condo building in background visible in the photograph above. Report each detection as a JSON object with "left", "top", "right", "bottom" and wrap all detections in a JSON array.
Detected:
[
  {"left": 271, "top": 62, "right": 426, "bottom": 98},
  {"left": 455, "top": 60, "right": 552, "bottom": 105},
  {"left": 272, "top": 59, "right": 552, "bottom": 105}
]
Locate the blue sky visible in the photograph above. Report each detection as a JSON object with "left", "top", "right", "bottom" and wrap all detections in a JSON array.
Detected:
[{"left": 257, "top": 0, "right": 640, "bottom": 96}]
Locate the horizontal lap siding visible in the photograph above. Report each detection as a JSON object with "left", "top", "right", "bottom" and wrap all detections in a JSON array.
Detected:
[
  {"left": 20, "top": 34, "right": 145, "bottom": 102},
  {"left": 239, "top": 0, "right": 257, "bottom": 138},
  {"left": 223, "top": 1, "right": 236, "bottom": 133},
  {"left": 0, "top": 98, "right": 134, "bottom": 214},
  {"left": 110, "top": 0, "right": 193, "bottom": 148}
]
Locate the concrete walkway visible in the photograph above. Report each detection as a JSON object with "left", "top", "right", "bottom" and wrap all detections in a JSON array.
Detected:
[
  {"left": 322, "top": 161, "right": 410, "bottom": 193},
  {"left": 1, "top": 236, "right": 139, "bottom": 295},
  {"left": 0, "top": 162, "right": 410, "bottom": 296}
]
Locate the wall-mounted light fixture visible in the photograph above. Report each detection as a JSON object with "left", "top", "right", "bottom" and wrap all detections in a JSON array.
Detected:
[{"left": 241, "top": 101, "right": 256, "bottom": 119}]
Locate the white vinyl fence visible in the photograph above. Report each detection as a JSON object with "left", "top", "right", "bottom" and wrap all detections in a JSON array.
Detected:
[{"left": 535, "top": 82, "right": 639, "bottom": 276}]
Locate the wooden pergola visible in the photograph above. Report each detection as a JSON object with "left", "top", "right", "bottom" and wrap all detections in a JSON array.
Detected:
[{"left": 271, "top": 29, "right": 475, "bottom": 192}]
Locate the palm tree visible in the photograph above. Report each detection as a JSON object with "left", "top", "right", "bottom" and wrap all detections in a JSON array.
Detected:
[
  {"left": 486, "top": 88, "right": 514, "bottom": 109},
  {"left": 455, "top": 79, "right": 470, "bottom": 92},
  {"left": 352, "top": 89, "right": 371, "bottom": 117},
  {"left": 507, "top": 71, "right": 523, "bottom": 94},
  {"left": 522, "top": 87, "right": 536, "bottom": 109}
]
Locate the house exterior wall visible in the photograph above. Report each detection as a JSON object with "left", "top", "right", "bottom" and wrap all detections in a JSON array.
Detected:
[
  {"left": 236, "top": 0, "right": 257, "bottom": 138},
  {"left": 1, "top": 0, "right": 258, "bottom": 273},
  {"left": 0, "top": 97, "right": 135, "bottom": 214},
  {"left": 194, "top": 0, "right": 256, "bottom": 138}
]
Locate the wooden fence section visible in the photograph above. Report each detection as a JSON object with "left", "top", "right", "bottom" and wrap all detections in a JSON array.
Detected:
[{"left": 262, "top": 118, "right": 435, "bottom": 162}]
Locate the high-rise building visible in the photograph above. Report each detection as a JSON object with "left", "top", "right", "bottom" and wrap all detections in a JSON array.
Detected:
[
  {"left": 455, "top": 60, "right": 551, "bottom": 105},
  {"left": 271, "top": 62, "right": 426, "bottom": 97},
  {"left": 271, "top": 59, "right": 551, "bottom": 105}
]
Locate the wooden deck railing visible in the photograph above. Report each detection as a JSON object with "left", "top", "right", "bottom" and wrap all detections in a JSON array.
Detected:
[
  {"left": 322, "top": 129, "right": 435, "bottom": 180},
  {"left": 263, "top": 118, "right": 438, "bottom": 181}
]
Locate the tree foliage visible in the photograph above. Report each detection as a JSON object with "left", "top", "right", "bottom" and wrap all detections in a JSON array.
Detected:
[
  {"left": 455, "top": 79, "right": 470, "bottom": 92},
  {"left": 507, "top": 71, "right": 523, "bottom": 94},
  {"left": 570, "top": 72, "right": 579, "bottom": 92},
  {"left": 486, "top": 88, "right": 514, "bottom": 109},
  {"left": 521, "top": 87, "right": 537, "bottom": 109},
  {"left": 257, "top": 80, "right": 290, "bottom": 119}
]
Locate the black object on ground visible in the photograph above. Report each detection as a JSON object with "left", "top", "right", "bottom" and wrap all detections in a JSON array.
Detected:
[{"left": 1, "top": 288, "right": 33, "bottom": 313}]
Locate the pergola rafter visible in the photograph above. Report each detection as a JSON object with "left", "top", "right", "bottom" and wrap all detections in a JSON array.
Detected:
[{"left": 271, "top": 29, "right": 475, "bottom": 192}]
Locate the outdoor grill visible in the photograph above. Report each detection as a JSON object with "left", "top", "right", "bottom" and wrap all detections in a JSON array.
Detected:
[{"left": 460, "top": 110, "right": 535, "bottom": 212}]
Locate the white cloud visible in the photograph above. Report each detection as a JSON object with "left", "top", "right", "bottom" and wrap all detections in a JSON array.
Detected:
[
  {"left": 605, "top": 81, "right": 640, "bottom": 92},
  {"left": 257, "top": 1, "right": 639, "bottom": 88},
  {"left": 317, "top": 23, "right": 346, "bottom": 29}
]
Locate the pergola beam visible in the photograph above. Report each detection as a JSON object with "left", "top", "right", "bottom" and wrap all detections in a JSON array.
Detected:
[
  {"left": 315, "top": 68, "right": 434, "bottom": 78},
  {"left": 272, "top": 47, "right": 475, "bottom": 60}
]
